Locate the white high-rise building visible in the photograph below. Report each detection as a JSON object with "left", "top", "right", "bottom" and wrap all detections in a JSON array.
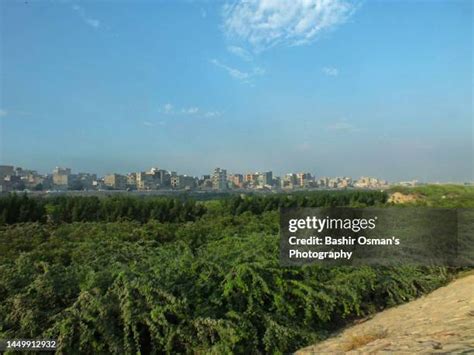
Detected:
[{"left": 212, "top": 168, "right": 227, "bottom": 190}]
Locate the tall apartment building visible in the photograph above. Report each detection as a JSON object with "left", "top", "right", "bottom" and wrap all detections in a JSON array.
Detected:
[
  {"left": 212, "top": 168, "right": 227, "bottom": 190},
  {"left": 136, "top": 172, "right": 154, "bottom": 190},
  {"left": 149, "top": 168, "right": 171, "bottom": 188},
  {"left": 281, "top": 173, "right": 298, "bottom": 189},
  {"left": 296, "top": 172, "right": 312, "bottom": 187},
  {"left": 104, "top": 174, "right": 127, "bottom": 190},
  {"left": 53, "top": 167, "right": 71, "bottom": 175},
  {"left": 127, "top": 173, "right": 137, "bottom": 188},
  {"left": 229, "top": 174, "right": 244, "bottom": 188},
  {"left": 245, "top": 173, "right": 259, "bottom": 184},
  {"left": 52, "top": 167, "right": 71, "bottom": 189},
  {"left": 258, "top": 171, "right": 273, "bottom": 187}
]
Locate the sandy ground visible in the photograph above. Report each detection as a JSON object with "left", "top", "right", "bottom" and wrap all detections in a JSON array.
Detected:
[{"left": 297, "top": 274, "right": 474, "bottom": 354}]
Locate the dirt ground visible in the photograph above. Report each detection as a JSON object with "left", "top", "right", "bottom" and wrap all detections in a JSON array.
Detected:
[{"left": 297, "top": 274, "right": 474, "bottom": 354}]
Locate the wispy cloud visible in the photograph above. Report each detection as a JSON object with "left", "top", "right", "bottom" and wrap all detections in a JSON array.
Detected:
[
  {"left": 159, "top": 104, "right": 222, "bottom": 118},
  {"left": 203, "top": 111, "right": 222, "bottom": 118},
  {"left": 322, "top": 66, "right": 339, "bottom": 76},
  {"left": 327, "top": 119, "right": 358, "bottom": 132},
  {"left": 210, "top": 59, "right": 249, "bottom": 80},
  {"left": 72, "top": 4, "right": 101, "bottom": 29},
  {"left": 143, "top": 121, "right": 154, "bottom": 127},
  {"left": 163, "top": 103, "right": 173, "bottom": 114},
  {"left": 0, "top": 109, "right": 7, "bottom": 118},
  {"left": 222, "top": 0, "right": 356, "bottom": 52},
  {"left": 210, "top": 59, "right": 264, "bottom": 83},
  {"left": 227, "top": 45, "right": 253, "bottom": 61},
  {"left": 181, "top": 107, "right": 199, "bottom": 115}
]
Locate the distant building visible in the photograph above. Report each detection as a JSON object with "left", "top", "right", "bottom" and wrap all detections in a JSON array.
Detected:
[
  {"left": 171, "top": 175, "right": 196, "bottom": 189},
  {"left": 53, "top": 167, "right": 71, "bottom": 175},
  {"left": 296, "top": 172, "right": 312, "bottom": 187},
  {"left": 150, "top": 168, "right": 171, "bottom": 188},
  {"left": 52, "top": 167, "right": 71, "bottom": 189},
  {"left": 281, "top": 173, "right": 297, "bottom": 189},
  {"left": 258, "top": 171, "right": 273, "bottom": 187},
  {"left": 212, "top": 168, "right": 227, "bottom": 190},
  {"left": 354, "top": 177, "right": 388, "bottom": 188},
  {"left": 136, "top": 172, "right": 154, "bottom": 190},
  {"left": 198, "top": 175, "right": 213, "bottom": 189},
  {"left": 317, "top": 177, "right": 329, "bottom": 187},
  {"left": 104, "top": 174, "right": 127, "bottom": 190},
  {"left": 74, "top": 173, "right": 96, "bottom": 189},
  {"left": 229, "top": 174, "right": 244, "bottom": 188},
  {"left": 127, "top": 173, "right": 137, "bottom": 188},
  {"left": 0, "top": 165, "right": 14, "bottom": 180},
  {"left": 245, "top": 173, "right": 259, "bottom": 184}
]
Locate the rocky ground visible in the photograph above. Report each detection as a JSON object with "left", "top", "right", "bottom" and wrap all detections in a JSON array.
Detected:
[{"left": 297, "top": 274, "right": 474, "bottom": 354}]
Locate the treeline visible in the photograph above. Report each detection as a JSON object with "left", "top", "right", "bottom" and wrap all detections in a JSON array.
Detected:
[
  {"left": 0, "top": 190, "right": 388, "bottom": 225},
  {"left": 224, "top": 190, "right": 388, "bottom": 215},
  {"left": 0, "top": 194, "right": 206, "bottom": 224}
]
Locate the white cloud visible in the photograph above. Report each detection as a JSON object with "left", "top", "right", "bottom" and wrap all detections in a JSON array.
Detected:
[
  {"left": 72, "top": 4, "right": 101, "bottom": 29},
  {"left": 181, "top": 107, "right": 199, "bottom": 115},
  {"left": 211, "top": 59, "right": 249, "bottom": 80},
  {"left": 143, "top": 121, "right": 154, "bottom": 127},
  {"left": 223, "top": 0, "right": 356, "bottom": 52},
  {"left": 163, "top": 103, "right": 174, "bottom": 113},
  {"left": 204, "top": 111, "right": 222, "bottom": 118},
  {"left": 227, "top": 45, "right": 253, "bottom": 61},
  {"left": 322, "top": 66, "right": 339, "bottom": 76},
  {"left": 0, "top": 109, "right": 7, "bottom": 117},
  {"left": 85, "top": 18, "right": 100, "bottom": 28},
  {"left": 210, "top": 59, "right": 264, "bottom": 83},
  {"left": 160, "top": 104, "right": 221, "bottom": 119}
]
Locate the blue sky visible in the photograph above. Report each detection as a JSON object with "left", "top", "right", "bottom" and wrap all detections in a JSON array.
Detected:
[{"left": 0, "top": 0, "right": 472, "bottom": 182}]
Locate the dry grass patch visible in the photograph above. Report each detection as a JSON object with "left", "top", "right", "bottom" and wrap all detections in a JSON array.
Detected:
[
  {"left": 387, "top": 192, "right": 422, "bottom": 204},
  {"left": 342, "top": 328, "right": 388, "bottom": 351}
]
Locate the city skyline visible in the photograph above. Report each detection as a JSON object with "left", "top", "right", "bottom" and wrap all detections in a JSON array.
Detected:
[
  {"left": 2, "top": 161, "right": 469, "bottom": 185},
  {"left": 1, "top": 1, "right": 472, "bottom": 182},
  {"left": 0, "top": 162, "right": 397, "bottom": 193}
]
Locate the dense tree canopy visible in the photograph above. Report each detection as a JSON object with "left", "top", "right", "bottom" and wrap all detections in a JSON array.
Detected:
[
  {"left": 0, "top": 190, "right": 387, "bottom": 225},
  {"left": 0, "top": 187, "right": 467, "bottom": 354}
]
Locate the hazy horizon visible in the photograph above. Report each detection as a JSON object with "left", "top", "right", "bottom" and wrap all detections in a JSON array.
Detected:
[{"left": 1, "top": 0, "right": 472, "bottom": 182}]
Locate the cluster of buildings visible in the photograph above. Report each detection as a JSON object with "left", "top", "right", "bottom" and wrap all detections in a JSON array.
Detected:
[{"left": 0, "top": 164, "right": 392, "bottom": 193}]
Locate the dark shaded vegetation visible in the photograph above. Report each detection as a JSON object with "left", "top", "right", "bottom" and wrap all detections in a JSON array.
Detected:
[
  {"left": 0, "top": 188, "right": 464, "bottom": 354},
  {"left": 0, "top": 190, "right": 387, "bottom": 225},
  {"left": 0, "top": 194, "right": 206, "bottom": 225}
]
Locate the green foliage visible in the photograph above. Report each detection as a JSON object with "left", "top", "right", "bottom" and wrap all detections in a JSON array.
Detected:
[
  {"left": 223, "top": 190, "right": 388, "bottom": 215},
  {"left": 0, "top": 194, "right": 206, "bottom": 225},
  {"left": 0, "top": 187, "right": 465, "bottom": 353}
]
